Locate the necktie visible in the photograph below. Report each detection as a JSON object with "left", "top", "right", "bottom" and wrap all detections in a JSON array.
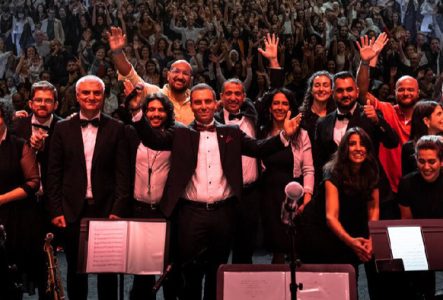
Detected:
[
  {"left": 32, "top": 123, "right": 50, "bottom": 131},
  {"left": 228, "top": 113, "right": 243, "bottom": 121},
  {"left": 80, "top": 118, "right": 100, "bottom": 128},
  {"left": 336, "top": 112, "right": 352, "bottom": 121},
  {"left": 194, "top": 123, "right": 216, "bottom": 132}
]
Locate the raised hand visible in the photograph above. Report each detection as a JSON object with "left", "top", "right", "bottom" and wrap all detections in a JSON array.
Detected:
[
  {"left": 123, "top": 80, "right": 144, "bottom": 113},
  {"left": 106, "top": 26, "right": 127, "bottom": 51},
  {"left": 283, "top": 112, "right": 302, "bottom": 138},
  {"left": 356, "top": 35, "right": 376, "bottom": 62},
  {"left": 372, "top": 32, "right": 389, "bottom": 54},
  {"left": 258, "top": 33, "right": 279, "bottom": 68}
]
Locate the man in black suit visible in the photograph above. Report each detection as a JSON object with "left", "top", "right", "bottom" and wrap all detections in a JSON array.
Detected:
[
  {"left": 12, "top": 80, "right": 62, "bottom": 299},
  {"left": 132, "top": 83, "right": 300, "bottom": 300},
  {"left": 315, "top": 71, "right": 399, "bottom": 177},
  {"left": 214, "top": 78, "right": 260, "bottom": 264},
  {"left": 46, "top": 75, "right": 130, "bottom": 300}
]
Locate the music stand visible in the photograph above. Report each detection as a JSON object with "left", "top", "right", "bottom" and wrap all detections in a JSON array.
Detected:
[
  {"left": 217, "top": 264, "right": 357, "bottom": 300},
  {"left": 369, "top": 219, "right": 443, "bottom": 272},
  {"left": 78, "top": 218, "right": 170, "bottom": 299}
]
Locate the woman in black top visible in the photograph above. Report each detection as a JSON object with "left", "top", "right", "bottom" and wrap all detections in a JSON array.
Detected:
[
  {"left": 402, "top": 101, "right": 443, "bottom": 175},
  {"left": 0, "top": 101, "right": 41, "bottom": 297}
]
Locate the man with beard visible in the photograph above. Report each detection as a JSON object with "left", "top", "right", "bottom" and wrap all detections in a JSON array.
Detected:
[
  {"left": 12, "top": 80, "right": 62, "bottom": 299},
  {"left": 356, "top": 34, "right": 420, "bottom": 218},
  {"left": 107, "top": 27, "right": 194, "bottom": 125},
  {"left": 125, "top": 90, "right": 174, "bottom": 300},
  {"left": 314, "top": 71, "right": 399, "bottom": 178}
]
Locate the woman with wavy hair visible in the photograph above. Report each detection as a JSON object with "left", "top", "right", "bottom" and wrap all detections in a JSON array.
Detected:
[
  {"left": 298, "top": 70, "right": 335, "bottom": 143},
  {"left": 258, "top": 87, "right": 314, "bottom": 263}
]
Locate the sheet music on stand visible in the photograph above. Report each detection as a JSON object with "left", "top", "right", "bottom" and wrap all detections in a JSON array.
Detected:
[
  {"left": 217, "top": 264, "right": 356, "bottom": 300},
  {"left": 387, "top": 226, "right": 429, "bottom": 271},
  {"left": 79, "top": 218, "right": 169, "bottom": 275}
]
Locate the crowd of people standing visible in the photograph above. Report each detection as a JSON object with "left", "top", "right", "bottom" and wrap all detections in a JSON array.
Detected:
[{"left": 1, "top": 0, "right": 443, "bottom": 300}]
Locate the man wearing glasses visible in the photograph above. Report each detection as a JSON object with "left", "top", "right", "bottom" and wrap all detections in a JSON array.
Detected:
[
  {"left": 12, "top": 80, "right": 62, "bottom": 299},
  {"left": 107, "top": 27, "right": 195, "bottom": 125}
]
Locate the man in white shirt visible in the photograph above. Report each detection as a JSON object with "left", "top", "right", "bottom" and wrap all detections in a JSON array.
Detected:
[
  {"left": 126, "top": 91, "right": 173, "bottom": 300},
  {"left": 131, "top": 83, "right": 301, "bottom": 300},
  {"left": 47, "top": 75, "right": 130, "bottom": 300}
]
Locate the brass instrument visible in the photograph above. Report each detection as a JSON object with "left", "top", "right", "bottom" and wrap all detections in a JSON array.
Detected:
[{"left": 44, "top": 233, "right": 65, "bottom": 300}]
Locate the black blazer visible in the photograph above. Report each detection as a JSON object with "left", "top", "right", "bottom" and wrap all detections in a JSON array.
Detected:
[
  {"left": 401, "top": 140, "right": 416, "bottom": 176},
  {"left": 46, "top": 114, "right": 130, "bottom": 223},
  {"left": 133, "top": 117, "right": 285, "bottom": 217},
  {"left": 315, "top": 104, "right": 399, "bottom": 175},
  {"left": 12, "top": 114, "right": 62, "bottom": 185}
]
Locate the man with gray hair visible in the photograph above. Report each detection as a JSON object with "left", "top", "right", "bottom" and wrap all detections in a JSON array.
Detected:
[{"left": 47, "top": 75, "right": 130, "bottom": 300}]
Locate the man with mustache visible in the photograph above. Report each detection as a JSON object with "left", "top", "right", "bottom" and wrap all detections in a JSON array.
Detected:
[
  {"left": 125, "top": 89, "right": 174, "bottom": 300},
  {"left": 107, "top": 26, "right": 194, "bottom": 125}
]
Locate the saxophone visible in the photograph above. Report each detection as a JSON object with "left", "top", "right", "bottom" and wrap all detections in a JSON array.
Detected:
[{"left": 44, "top": 233, "right": 65, "bottom": 300}]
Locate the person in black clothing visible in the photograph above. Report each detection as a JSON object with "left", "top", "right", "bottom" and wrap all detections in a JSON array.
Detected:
[
  {"left": 0, "top": 100, "right": 40, "bottom": 299},
  {"left": 402, "top": 101, "right": 443, "bottom": 175},
  {"left": 398, "top": 135, "right": 443, "bottom": 299}
]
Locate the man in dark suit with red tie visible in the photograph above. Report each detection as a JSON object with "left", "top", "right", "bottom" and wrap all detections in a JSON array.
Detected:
[
  {"left": 132, "top": 83, "right": 301, "bottom": 300},
  {"left": 46, "top": 75, "right": 130, "bottom": 300}
]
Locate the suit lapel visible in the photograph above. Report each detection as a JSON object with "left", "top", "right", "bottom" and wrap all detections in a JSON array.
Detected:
[
  {"left": 71, "top": 115, "right": 87, "bottom": 174},
  {"left": 325, "top": 112, "right": 336, "bottom": 142},
  {"left": 189, "top": 121, "right": 200, "bottom": 159},
  {"left": 92, "top": 115, "right": 107, "bottom": 167},
  {"left": 215, "top": 122, "right": 226, "bottom": 163}
]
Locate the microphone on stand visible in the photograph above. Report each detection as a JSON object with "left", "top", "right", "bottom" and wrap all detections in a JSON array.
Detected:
[{"left": 281, "top": 182, "right": 304, "bottom": 225}]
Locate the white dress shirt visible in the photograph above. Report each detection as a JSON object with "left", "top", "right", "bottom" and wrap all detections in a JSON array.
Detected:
[
  {"left": 79, "top": 112, "right": 100, "bottom": 199},
  {"left": 134, "top": 143, "right": 171, "bottom": 204},
  {"left": 183, "top": 120, "right": 233, "bottom": 203},
  {"left": 333, "top": 103, "right": 357, "bottom": 146},
  {"left": 223, "top": 109, "right": 258, "bottom": 185}
]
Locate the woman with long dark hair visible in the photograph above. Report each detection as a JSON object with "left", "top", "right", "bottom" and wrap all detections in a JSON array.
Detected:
[
  {"left": 300, "top": 127, "right": 379, "bottom": 267},
  {"left": 258, "top": 87, "right": 314, "bottom": 263},
  {"left": 402, "top": 100, "right": 443, "bottom": 175}
]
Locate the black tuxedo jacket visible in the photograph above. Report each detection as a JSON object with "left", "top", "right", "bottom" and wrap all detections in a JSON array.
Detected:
[
  {"left": 12, "top": 114, "right": 62, "bottom": 185},
  {"left": 46, "top": 114, "right": 130, "bottom": 223},
  {"left": 315, "top": 104, "right": 399, "bottom": 175},
  {"left": 133, "top": 117, "right": 285, "bottom": 217},
  {"left": 214, "top": 98, "right": 259, "bottom": 129}
]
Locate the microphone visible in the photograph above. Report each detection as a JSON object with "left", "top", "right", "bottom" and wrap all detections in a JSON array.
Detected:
[{"left": 281, "top": 181, "right": 304, "bottom": 225}]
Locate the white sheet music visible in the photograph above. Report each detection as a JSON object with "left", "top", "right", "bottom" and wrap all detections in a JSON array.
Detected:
[
  {"left": 224, "top": 271, "right": 287, "bottom": 300},
  {"left": 86, "top": 221, "right": 128, "bottom": 273},
  {"left": 387, "top": 226, "right": 429, "bottom": 271},
  {"left": 223, "top": 271, "right": 350, "bottom": 300},
  {"left": 126, "top": 221, "right": 166, "bottom": 275}
]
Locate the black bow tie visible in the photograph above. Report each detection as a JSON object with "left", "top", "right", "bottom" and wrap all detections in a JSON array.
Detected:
[
  {"left": 32, "top": 123, "right": 50, "bottom": 131},
  {"left": 336, "top": 112, "right": 352, "bottom": 121},
  {"left": 228, "top": 113, "right": 243, "bottom": 121},
  {"left": 80, "top": 118, "right": 100, "bottom": 128},
  {"left": 194, "top": 123, "right": 216, "bottom": 132}
]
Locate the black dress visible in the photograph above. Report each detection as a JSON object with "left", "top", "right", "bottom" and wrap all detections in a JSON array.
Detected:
[
  {"left": 0, "top": 133, "right": 40, "bottom": 293},
  {"left": 260, "top": 145, "right": 300, "bottom": 253},
  {"left": 299, "top": 171, "right": 372, "bottom": 265}
]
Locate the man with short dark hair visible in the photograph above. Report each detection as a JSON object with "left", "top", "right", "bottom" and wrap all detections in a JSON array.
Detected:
[
  {"left": 131, "top": 83, "right": 301, "bottom": 300},
  {"left": 215, "top": 78, "right": 260, "bottom": 264}
]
